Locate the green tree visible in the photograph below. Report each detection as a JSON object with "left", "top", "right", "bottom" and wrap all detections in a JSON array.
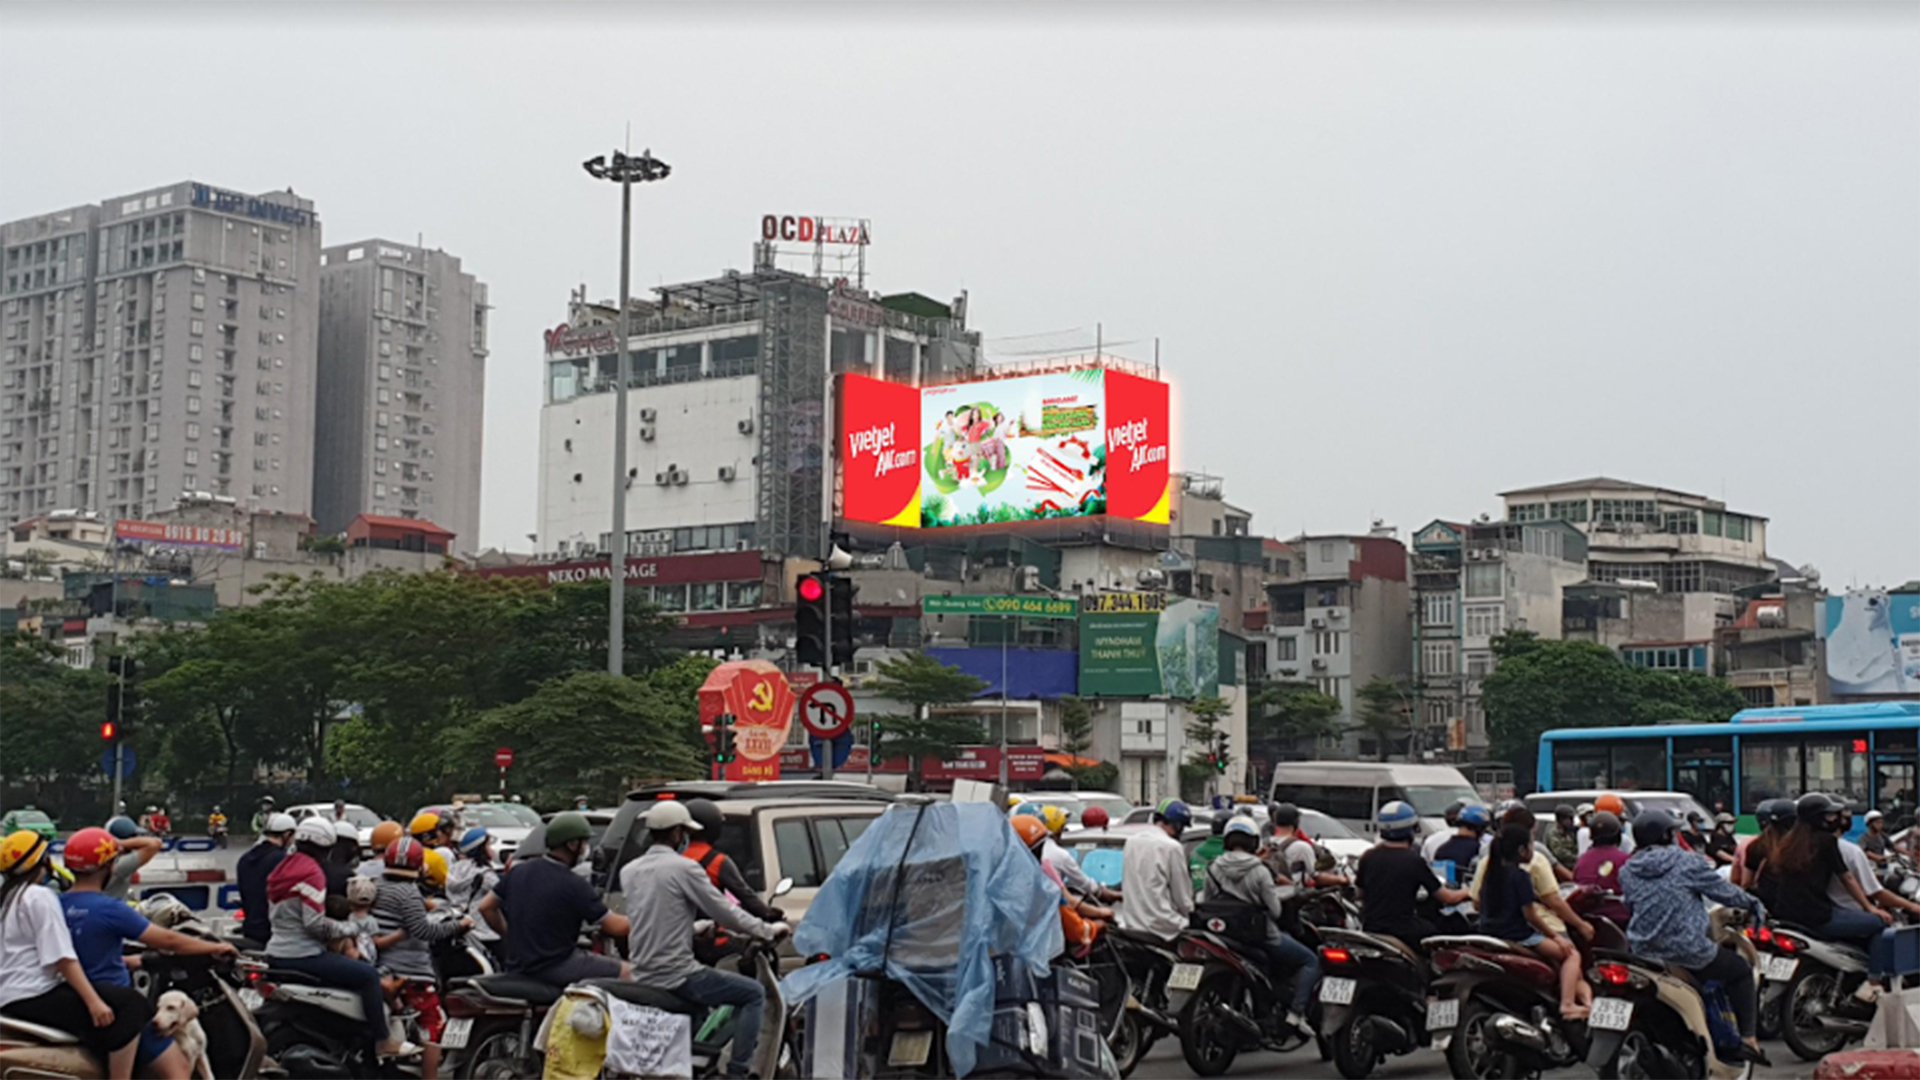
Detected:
[
  {"left": 1183, "top": 696, "right": 1231, "bottom": 795},
  {"left": 0, "top": 633, "right": 108, "bottom": 815},
  {"left": 638, "top": 654, "right": 721, "bottom": 761},
  {"left": 1250, "top": 681, "right": 1342, "bottom": 747},
  {"left": 868, "top": 653, "right": 990, "bottom": 790},
  {"left": 1056, "top": 696, "right": 1112, "bottom": 788},
  {"left": 1352, "top": 677, "right": 1413, "bottom": 762}
]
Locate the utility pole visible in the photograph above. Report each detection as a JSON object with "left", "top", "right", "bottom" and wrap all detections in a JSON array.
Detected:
[{"left": 582, "top": 146, "right": 671, "bottom": 676}]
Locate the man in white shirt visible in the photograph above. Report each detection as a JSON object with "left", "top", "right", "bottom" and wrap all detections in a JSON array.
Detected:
[
  {"left": 1831, "top": 813, "right": 1920, "bottom": 919},
  {"left": 1116, "top": 799, "right": 1194, "bottom": 941}
]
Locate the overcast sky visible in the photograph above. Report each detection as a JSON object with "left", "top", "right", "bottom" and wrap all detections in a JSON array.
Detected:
[{"left": 4, "top": 3, "right": 1915, "bottom": 586}]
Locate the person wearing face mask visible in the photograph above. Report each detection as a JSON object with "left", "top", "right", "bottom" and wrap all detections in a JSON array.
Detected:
[{"left": 476, "top": 812, "right": 630, "bottom": 989}]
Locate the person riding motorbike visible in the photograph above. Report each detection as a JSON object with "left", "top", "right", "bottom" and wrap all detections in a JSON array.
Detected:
[
  {"left": 1428, "top": 802, "right": 1491, "bottom": 887},
  {"left": 1116, "top": 798, "right": 1196, "bottom": 942},
  {"left": 682, "top": 800, "right": 782, "bottom": 921},
  {"left": 620, "top": 801, "right": 791, "bottom": 1080},
  {"left": 1572, "top": 810, "right": 1632, "bottom": 926},
  {"left": 0, "top": 830, "right": 152, "bottom": 1080},
  {"left": 1471, "top": 806, "right": 1597, "bottom": 953},
  {"left": 478, "top": 811, "right": 631, "bottom": 988},
  {"left": 1767, "top": 792, "right": 1890, "bottom": 949},
  {"left": 1191, "top": 813, "right": 1230, "bottom": 893},
  {"left": 1021, "top": 804, "right": 1118, "bottom": 904},
  {"left": 1830, "top": 804, "right": 1920, "bottom": 921},
  {"left": 1421, "top": 798, "right": 1471, "bottom": 865},
  {"left": 1862, "top": 810, "right": 1893, "bottom": 875},
  {"left": 1617, "top": 808, "right": 1770, "bottom": 1065},
  {"left": 445, "top": 827, "right": 500, "bottom": 942},
  {"left": 1707, "top": 812, "right": 1739, "bottom": 868},
  {"left": 58, "top": 828, "right": 238, "bottom": 1080},
  {"left": 264, "top": 818, "right": 411, "bottom": 1060},
  {"left": 207, "top": 806, "right": 229, "bottom": 848},
  {"left": 237, "top": 812, "right": 295, "bottom": 947},
  {"left": 1579, "top": 793, "right": 1634, "bottom": 856},
  {"left": 1738, "top": 797, "right": 1797, "bottom": 897},
  {"left": 1546, "top": 804, "right": 1580, "bottom": 870},
  {"left": 1013, "top": 815, "right": 1110, "bottom": 953},
  {"left": 1266, "top": 802, "right": 1346, "bottom": 888},
  {"left": 1202, "top": 818, "right": 1318, "bottom": 1038},
  {"left": 360, "top": 821, "right": 405, "bottom": 879},
  {"left": 1355, "top": 801, "right": 1470, "bottom": 947},
  {"left": 376, "top": 836, "right": 472, "bottom": 1080},
  {"left": 100, "top": 816, "right": 162, "bottom": 901},
  {"left": 573, "top": 795, "right": 590, "bottom": 811},
  {"left": 250, "top": 796, "right": 277, "bottom": 835},
  {"left": 1479, "top": 824, "right": 1588, "bottom": 1020},
  {"left": 409, "top": 809, "right": 455, "bottom": 849},
  {"left": 324, "top": 819, "right": 360, "bottom": 918}
]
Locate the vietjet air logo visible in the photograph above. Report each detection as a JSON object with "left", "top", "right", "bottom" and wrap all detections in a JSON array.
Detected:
[{"left": 847, "top": 422, "right": 917, "bottom": 479}]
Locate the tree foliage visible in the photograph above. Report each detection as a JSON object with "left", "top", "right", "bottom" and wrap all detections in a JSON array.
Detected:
[
  {"left": 1352, "top": 677, "right": 1413, "bottom": 762},
  {"left": 1250, "top": 681, "right": 1342, "bottom": 746},
  {"left": 0, "top": 633, "right": 109, "bottom": 811},
  {"left": 868, "top": 653, "right": 990, "bottom": 789}
]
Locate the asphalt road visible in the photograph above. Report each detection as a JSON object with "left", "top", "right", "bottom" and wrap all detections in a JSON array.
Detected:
[{"left": 1131, "top": 1034, "right": 1816, "bottom": 1079}]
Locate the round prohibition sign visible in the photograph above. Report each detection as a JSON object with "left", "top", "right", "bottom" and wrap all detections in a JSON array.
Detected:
[{"left": 798, "top": 681, "right": 855, "bottom": 740}]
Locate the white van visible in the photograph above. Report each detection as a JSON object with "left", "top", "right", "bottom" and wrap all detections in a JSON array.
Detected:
[{"left": 1269, "top": 761, "right": 1481, "bottom": 839}]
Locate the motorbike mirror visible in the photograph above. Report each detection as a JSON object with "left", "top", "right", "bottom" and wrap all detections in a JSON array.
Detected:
[{"left": 772, "top": 877, "right": 794, "bottom": 898}]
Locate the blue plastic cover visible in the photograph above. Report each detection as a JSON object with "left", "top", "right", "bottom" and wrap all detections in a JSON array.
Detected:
[{"left": 780, "top": 801, "right": 1064, "bottom": 1077}]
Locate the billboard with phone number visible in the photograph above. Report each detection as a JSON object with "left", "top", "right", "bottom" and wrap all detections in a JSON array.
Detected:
[{"left": 838, "top": 368, "right": 1169, "bottom": 529}]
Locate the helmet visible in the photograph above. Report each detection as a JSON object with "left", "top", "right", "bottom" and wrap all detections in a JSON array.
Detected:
[
  {"left": 1631, "top": 809, "right": 1679, "bottom": 849},
  {"left": 146, "top": 806, "right": 157, "bottom": 814},
  {"left": 1868, "top": 810, "right": 1886, "bottom": 824},
  {"left": 1594, "top": 794, "right": 1627, "bottom": 817},
  {"left": 1007, "top": 795, "right": 1024, "bottom": 809},
  {"left": 1458, "top": 804, "right": 1492, "bottom": 830},
  {"left": 1036, "top": 806, "right": 1069, "bottom": 834},
  {"left": 1796, "top": 792, "right": 1842, "bottom": 828},
  {"left": 62, "top": 828, "right": 119, "bottom": 874},
  {"left": 422, "top": 848, "right": 449, "bottom": 889},
  {"left": 0, "top": 830, "right": 51, "bottom": 876},
  {"left": 1756, "top": 798, "right": 1794, "bottom": 829},
  {"left": 1153, "top": 798, "right": 1192, "bottom": 831},
  {"left": 1210, "top": 815, "right": 1228, "bottom": 836},
  {"left": 384, "top": 836, "right": 426, "bottom": 877},
  {"left": 332, "top": 820, "right": 359, "bottom": 844},
  {"left": 546, "top": 811, "right": 594, "bottom": 847},
  {"left": 264, "top": 813, "right": 297, "bottom": 835},
  {"left": 1081, "top": 807, "right": 1110, "bottom": 829},
  {"left": 1576, "top": 802, "right": 1595, "bottom": 819},
  {"left": 1686, "top": 811, "right": 1707, "bottom": 828},
  {"left": 1011, "top": 803, "right": 1043, "bottom": 819},
  {"left": 294, "top": 818, "right": 337, "bottom": 848},
  {"left": 457, "top": 827, "right": 490, "bottom": 856},
  {"left": 370, "top": 821, "right": 404, "bottom": 851},
  {"left": 1588, "top": 810, "right": 1623, "bottom": 845},
  {"left": 1011, "top": 815, "right": 1050, "bottom": 851},
  {"left": 105, "top": 816, "right": 140, "bottom": 840},
  {"left": 1554, "top": 804, "right": 1576, "bottom": 821},
  {"left": 212, "top": 805, "right": 223, "bottom": 813},
  {"left": 685, "top": 799, "right": 724, "bottom": 838},
  {"left": 260, "top": 795, "right": 276, "bottom": 805},
  {"left": 1714, "top": 812, "right": 1736, "bottom": 825},
  {"left": 1270, "top": 802, "right": 1301, "bottom": 829},
  {"left": 408, "top": 811, "right": 442, "bottom": 839},
  {"left": 1442, "top": 798, "right": 1468, "bottom": 827},
  {"left": 1223, "top": 818, "right": 1260, "bottom": 851},
  {"left": 1376, "top": 800, "right": 1419, "bottom": 839}
]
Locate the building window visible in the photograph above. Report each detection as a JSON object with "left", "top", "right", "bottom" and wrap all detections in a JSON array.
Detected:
[
  {"left": 1275, "top": 638, "right": 1297, "bottom": 662},
  {"left": 185, "top": 396, "right": 201, "bottom": 414},
  {"left": 185, "top": 422, "right": 199, "bottom": 439},
  {"left": 1465, "top": 651, "right": 1495, "bottom": 679},
  {"left": 1422, "top": 593, "right": 1455, "bottom": 626},
  {"left": 1548, "top": 499, "right": 1588, "bottom": 523},
  {"left": 1464, "top": 562, "right": 1501, "bottom": 599},
  {"left": 374, "top": 458, "right": 386, "bottom": 474},
  {"left": 1423, "top": 642, "right": 1456, "bottom": 677},
  {"left": 1594, "top": 498, "right": 1659, "bottom": 525},
  {"left": 1314, "top": 631, "right": 1342, "bottom": 655},
  {"left": 374, "top": 482, "right": 386, "bottom": 498},
  {"left": 726, "top": 581, "right": 763, "bottom": 609},
  {"left": 1510, "top": 502, "right": 1545, "bottom": 523},
  {"left": 1464, "top": 605, "right": 1503, "bottom": 638},
  {"left": 1663, "top": 509, "right": 1698, "bottom": 534},
  {"left": 1724, "top": 514, "right": 1749, "bottom": 541},
  {"left": 690, "top": 582, "right": 723, "bottom": 612},
  {"left": 1702, "top": 511, "right": 1723, "bottom": 537}
]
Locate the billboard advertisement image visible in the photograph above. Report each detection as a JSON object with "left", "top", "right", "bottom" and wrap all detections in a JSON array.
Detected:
[
  {"left": 1079, "top": 598, "right": 1222, "bottom": 698},
  {"left": 839, "top": 367, "right": 1169, "bottom": 530},
  {"left": 1823, "top": 589, "right": 1920, "bottom": 695}
]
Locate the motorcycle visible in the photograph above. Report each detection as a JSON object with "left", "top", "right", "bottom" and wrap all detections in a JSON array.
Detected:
[
  {"left": 1771, "top": 919, "right": 1878, "bottom": 1062},
  {"left": 1739, "top": 922, "right": 1801, "bottom": 1041},
  {"left": 1165, "top": 925, "right": 1311, "bottom": 1077},
  {"left": 556, "top": 936, "right": 793, "bottom": 1078},
  {"left": 1100, "top": 929, "right": 1184, "bottom": 1077},
  {"left": 1583, "top": 906, "right": 1760, "bottom": 1080},
  {"left": 210, "top": 819, "right": 231, "bottom": 849},
  {"left": 1315, "top": 925, "right": 1434, "bottom": 1080},
  {"left": 1059, "top": 932, "right": 1144, "bottom": 1078}
]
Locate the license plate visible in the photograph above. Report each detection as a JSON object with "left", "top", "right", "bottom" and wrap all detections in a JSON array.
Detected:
[
  {"left": 1320, "top": 977, "right": 1356, "bottom": 1006},
  {"left": 1426, "top": 997, "right": 1458, "bottom": 1033},
  {"left": 1168, "top": 964, "right": 1204, "bottom": 992},
  {"left": 439, "top": 1017, "right": 472, "bottom": 1050},
  {"left": 1764, "top": 956, "right": 1799, "bottom": 982},
  {"left": 1590, "top": 997, "right": 1634, "bottom": 1031},
  {"left": 237, "top": 988, "right": 264, "bottom": 1012},
  {"left": 888, "top": 1030, "right": 933, "bottom": 1067}
]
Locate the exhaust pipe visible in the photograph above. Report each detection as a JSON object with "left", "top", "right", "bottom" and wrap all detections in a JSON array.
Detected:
[{"left": 1490, "top": 1014, "right": 1550, "bottom": 1052}]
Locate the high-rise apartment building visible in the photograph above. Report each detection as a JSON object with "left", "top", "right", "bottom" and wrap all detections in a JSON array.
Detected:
[
  {"left": 0, "top": 181, "right": 321, "bottom": 525},
  {"left": 315, "top": 240, "right": 487, "bottom": 544}
]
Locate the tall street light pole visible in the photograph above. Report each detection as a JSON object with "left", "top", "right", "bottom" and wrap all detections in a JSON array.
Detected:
[{"left": 582, "top": 148, "right": 670, "bottom": 675}]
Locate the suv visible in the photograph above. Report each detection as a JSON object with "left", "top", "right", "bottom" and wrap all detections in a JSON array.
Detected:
[{"left": 596, "top": 787, "right": 894, "bottom": 936}]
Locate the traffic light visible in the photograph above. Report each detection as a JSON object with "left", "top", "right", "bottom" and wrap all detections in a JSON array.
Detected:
[
  {"left": 795, "top": 572, "right": 828, "bottom": 668},
  {"left": 101, "top": 720, "right": 118, "bottom": 742},
  {"left": 105, "top": 655, "right": 140, "bottom": 740},
  {"left": 828, "top": 575, "right": 856, "bottom": 668},
  {"left": 1213, "top": 733, "right": 1230, "bottom": 774},
  {"left": 714, "top": 713, "right": 737, "bottom": 766},
  {"left": 867, "top": 715, "right": 884, "bottom": 751}
]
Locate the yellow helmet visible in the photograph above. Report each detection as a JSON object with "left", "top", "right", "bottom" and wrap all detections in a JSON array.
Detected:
[
  {"left": 1037, "top": 805, "right": 1069, "bottom": 834},
  {"left": 1007, "top": 795, "right": 1024, "bottom": 809},
  {"left": 408, "top": 811, "right": 442, "bottom": 839},
  {"left": 421, "top": 846, "right": 449, "bottom": 889},
  {"left": 370, "top": 821, "right": 404, "bottom": 851},
  {"left": 0, "top": 830, "right": 50, "bottom": 876}
]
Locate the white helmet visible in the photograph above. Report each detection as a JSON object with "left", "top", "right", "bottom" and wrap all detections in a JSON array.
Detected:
[
  {"left": 294, "top": 818, "right": 337, "bottom": 847},
  {"left": 264, "top": 813, "right": 297, "bottom": 835},
  {"left": 332, "top": 820, "right": 359, "bottom": 843}
]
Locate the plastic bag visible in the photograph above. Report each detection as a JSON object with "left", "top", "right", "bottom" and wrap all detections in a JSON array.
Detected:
[{"left": 781, "top": 801, "right": 1064, "bottom": 1077}]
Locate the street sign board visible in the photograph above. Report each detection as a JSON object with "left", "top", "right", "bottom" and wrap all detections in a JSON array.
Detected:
[
  {"left": 922, "top": 594, "right": 1078, "bottom": 619},
  {"left": 494, "top": 747, "right": 515, "bottom": 769},
  {"left": 99, "top": 748, "right": 137, "bottom": 778},
  {"left": 799, "top": 682, "right": 855, "bottom": 740},
  {"left": 810, "top": 731, "right": 855, "bottom": 770}
]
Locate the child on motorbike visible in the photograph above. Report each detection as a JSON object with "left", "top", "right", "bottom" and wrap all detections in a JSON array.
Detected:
[{"left": 1479, "top": 825, "right": 1589, "bottom": 1021}]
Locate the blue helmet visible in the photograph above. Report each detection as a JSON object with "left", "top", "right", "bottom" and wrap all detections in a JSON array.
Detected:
[
  {"left": 105, "top": 816, "right": 140, "bottom": 840},
  {"left": 1154, "top": 798, "right": 1192, "bottom": 830},
  {"left": 1376, "top": 800, "right": 1419, "bottom": 839},
  {"left": 457, "top": 827, "right": 490, "bottom": 856},
  {"left": 1458, "top": 804, "right": 1492, "bottom": 830},
  {"left": 1011, "top": 803, "right": 1044, "bottom": 819}
]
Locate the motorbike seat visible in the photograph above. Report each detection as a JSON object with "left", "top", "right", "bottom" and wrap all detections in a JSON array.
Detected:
[
  {"left": 581, "top": 978, "right": 700, "bottom": 1015},
  {"left": 0, "top": 1016, "right": 79, "bottom": 1046},
  {"left": 262, "top": 969, "right": 326, "bottom": 987},
  {"left": 1114, "top": 926, "right": 1178, "bottom": 948},
  {"left": 1771, "top": 923, "right": 1873, "bottom": 961},
  {"left": 1321, "top": 926, "right": 1421, "bottom": 965},
  {"left": 466, "top": 974, "right": 564, "bottom": 1007}
]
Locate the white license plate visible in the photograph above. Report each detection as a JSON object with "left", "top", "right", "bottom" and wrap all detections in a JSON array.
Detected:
[
  {"left": 237, "top": 988, "right": 264, "bottom": 1012},
  {"left": 1426, "top": 997, "right": 1458, "bottom": 1033},
  {"left": 438, "top": 1016, "right": 472, "bottom": 1050},
  {"left": 1167, "top": 964, "right": 1204, "bottom": 992},
  {"left": 1320, "top": 977, "right": 1356, "bottom": 1006},
  {"left": 1764, "top": 956, "right": 1799, "bottom": 982},
  {"left": 888, "top": 1030, "right": 933, "bottom": 1067},
  {"left": 1589, "top": 997, "right": 1634, "bottom": 1031}
]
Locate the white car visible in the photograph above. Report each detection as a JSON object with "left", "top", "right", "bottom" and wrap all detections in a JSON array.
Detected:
[
  {"left": 285, "top": 803, "right": 383, "bottom": 847},
  {"left": 434, "top": 801, "right": 543, "bottom": 861}
]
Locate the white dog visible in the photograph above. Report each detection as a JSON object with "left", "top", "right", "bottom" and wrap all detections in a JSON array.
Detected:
[{"left": 152, "top": 990, "right": 214, "bottom": 1080}]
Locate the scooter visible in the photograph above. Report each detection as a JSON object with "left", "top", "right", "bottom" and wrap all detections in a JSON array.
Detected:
[
  {"left": 1166, "top": 925, "right": 1311, "bottom": 1077},
  {"left": 243, "top": 955, "right": 433, "bottom": 1078},
  {"left": 1583, "top": 906, "right": 1761, "bottom": 1080},
  {"left": 1739, "top": 922, "right": 1802, "bottom": 1041},
  {"left": 1315, "top": 926, "right": 1434, "bottom": 1080},
  {"left": 441, "top": 971, "right": 563, "bottom": 1080},
  {"left": 1770, "top": 920, "right": 1877, "bottom": 1062},
  {"left": 1102, "top": 929, "right": 1184, "bottom": 1077}
]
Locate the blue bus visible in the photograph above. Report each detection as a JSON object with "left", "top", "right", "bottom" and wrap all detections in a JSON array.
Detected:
[{"left": 1537, "top": 702, "right": 1920, "bottom": 830}]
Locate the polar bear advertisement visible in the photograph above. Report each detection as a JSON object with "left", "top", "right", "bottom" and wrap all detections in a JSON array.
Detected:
[{"left": 1824, "top": 589, "right": 1920, "bottom": 695}]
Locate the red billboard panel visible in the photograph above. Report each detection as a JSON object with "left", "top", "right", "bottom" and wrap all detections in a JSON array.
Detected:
[
  {"left": 838, "top": 373, "right": 921, "bottom": 527},
  {"left": 1102, "top": 369, "right": 1171, "bottom": 523}
]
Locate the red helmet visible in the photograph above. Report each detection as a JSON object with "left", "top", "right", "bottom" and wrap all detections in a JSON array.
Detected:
[
  {"left": 1081, "top": 807, "right": 1110, "bottom": 829},
  {"left": 62, "top": 828, "right": 120, "bottom": 874},
  {"left": 383, "top": 836, "right": 426, "bottom": 877}
]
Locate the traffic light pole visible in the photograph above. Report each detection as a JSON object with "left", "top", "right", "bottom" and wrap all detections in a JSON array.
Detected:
[{"left": 820, "top": 575, "right": 834, "bottom": 782}]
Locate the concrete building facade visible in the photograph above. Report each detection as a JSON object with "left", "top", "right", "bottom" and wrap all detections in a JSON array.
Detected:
[
  {"left": 315, "top": 240, "right": 488, "bottom": 544},
  {"left": 1, "top": 181, "right": 321, "bottom": 527},
  {"left": 1499, "top": 476, "right": 1773, "bottom": 595}
]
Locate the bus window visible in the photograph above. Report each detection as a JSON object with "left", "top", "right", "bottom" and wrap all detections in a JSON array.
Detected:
[
  {"left": 1611, "top": 743, "right": 1667, "bottom": 792},
  {"left": 1742, "top": 739, "right": 1803, "bottom": 812},
  {"left": 1554, "top": 746, "right": 1609, "bottom": 791},
  {"left": 1805, "top": 737, "right": 1870, "bottom": 808},
  {"left": 1878, "top": 761, "right": 1917, "bottom": 822}
]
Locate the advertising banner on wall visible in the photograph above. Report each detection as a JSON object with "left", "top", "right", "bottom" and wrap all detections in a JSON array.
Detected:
[
  {"left": 837, "top": 367, "right": 1170, "bottom": 531},
  {"left": 1079, "top": 598, "right": 1222, "bottom": 699},
  {"left": 1822, "top": 589, "right": 1920, "bottom": 695}
]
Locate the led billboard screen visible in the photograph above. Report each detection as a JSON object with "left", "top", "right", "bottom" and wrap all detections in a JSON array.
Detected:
[{"left": 838, "top": 368, "right": 1169, "bottom": 530}]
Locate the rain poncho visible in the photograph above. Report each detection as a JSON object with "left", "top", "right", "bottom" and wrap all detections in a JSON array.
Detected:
[{"left": 780, "top": 801, "right": 1064, "bottom": 1077}]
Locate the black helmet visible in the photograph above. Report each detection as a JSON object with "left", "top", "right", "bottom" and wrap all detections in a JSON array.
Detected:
[
  {"left": 1553, "top": 804, "right": 1576, "bottom": 822},
  {"left": 1443, "top": 799, "right": 1469, "bottom": 827},
  {"left": 1796, "top": 792, "right": 1842, "bottom": 828},
  {"left": 1631, "top": 809, "right": 1679, "bottom": 849},
  {"left": 1588, "top": 810, "right": 1623, "bottom": 846},
  {"left": 685, "top": 799, "right": 724, "bottom": 839},
  {"left": 1757, "top": 798, "right": 1795, "bottom": 830},
  {"left": 1210, "top": 814, "right": 1228, "bottom": 837},
  {"left": 1270, "top": 802, "right": 1301, "bottom": 829}
]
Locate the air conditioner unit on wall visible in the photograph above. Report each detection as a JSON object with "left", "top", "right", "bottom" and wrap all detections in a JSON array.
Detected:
[
  {"left": 671, "top": 469, "right": 689, "bottom": 486},
  {"left": 654, "top": 471, "right": 670, "bottom": 486},
  {"left": 1311, "top": 658, "right": 1328, "bottom": 670},
  {"left": 1310, "top": 617, "right": 1327, "bottom": 629},
  {"left": 737, "top": 418, "right": 754, "bottom": 435},
  {"left": 639, "top": 407, "right": 656, "bottom": 422},
  {"left": 640, "top": 426, "right": 655, "bottom": 442},
  {"left": 718, "top": 465, "right": 736, "bottom": 482}
]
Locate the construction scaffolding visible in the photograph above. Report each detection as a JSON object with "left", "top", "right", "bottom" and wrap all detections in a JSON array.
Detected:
[{"left": 755, "top": 278, "right": 830, "bottom": 561}]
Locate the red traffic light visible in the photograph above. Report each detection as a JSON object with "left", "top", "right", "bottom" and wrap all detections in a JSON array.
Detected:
[
  {"left": 101, "top": 721, "right": 117, "bottom": 741},
  {"left": 797, "top": 576, "right": 825, "bottom": 603}
]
